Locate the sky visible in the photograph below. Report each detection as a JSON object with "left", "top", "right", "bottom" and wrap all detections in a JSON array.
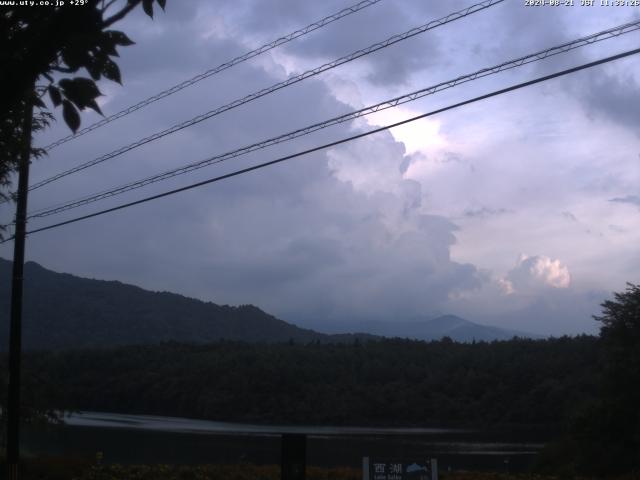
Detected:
[{"left": 1, "top": 0, "right": 639, "bottom": 336}]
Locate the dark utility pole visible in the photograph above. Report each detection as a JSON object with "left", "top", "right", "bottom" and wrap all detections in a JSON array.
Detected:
[
  {"left": 6, "top": 97, "right": 34, "bottom": 480},
  {"left": 281, "top": 434, "right": 307, "bottom": 480}
]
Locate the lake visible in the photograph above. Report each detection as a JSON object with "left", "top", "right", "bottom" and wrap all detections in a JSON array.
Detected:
[{"left": 23, "top": 411, "right": 548, "bottom": 473}]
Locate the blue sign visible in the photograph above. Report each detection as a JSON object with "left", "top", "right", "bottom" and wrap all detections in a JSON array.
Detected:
[{"left": 364, "top": 458, "right": 436, "bottom": 480}]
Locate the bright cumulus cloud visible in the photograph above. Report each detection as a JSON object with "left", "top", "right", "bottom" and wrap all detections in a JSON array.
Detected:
[{"left": 506, "top": 254, "right": 571, "bottom": 292}]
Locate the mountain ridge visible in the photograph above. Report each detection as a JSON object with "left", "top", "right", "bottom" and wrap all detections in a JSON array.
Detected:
[
  {"left": 0, "top": 258, "right": 537, "bottom": 350},
  {"left": 0, "top": 258, "right": 373, "bottom": 350},
  {"left": 309, "top": 314, "right": 539, "bottom": 342}
]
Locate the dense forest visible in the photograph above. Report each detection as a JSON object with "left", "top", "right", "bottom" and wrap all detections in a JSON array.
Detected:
[{"left": 4, "top": 336, "right": 599, "bottom": 429}]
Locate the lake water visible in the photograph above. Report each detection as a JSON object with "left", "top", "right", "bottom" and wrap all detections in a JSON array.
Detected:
[{"left": 23, "top": 411, "right": 547, "bottom": 472}]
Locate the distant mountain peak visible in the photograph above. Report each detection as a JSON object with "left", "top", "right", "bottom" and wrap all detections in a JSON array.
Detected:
[{"left": 304, "top": 313, "right": 539, "bottom": 342}]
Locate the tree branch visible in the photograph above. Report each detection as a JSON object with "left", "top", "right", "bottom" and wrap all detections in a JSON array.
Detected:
[
  {"left": 103, "top": 1, "right": 140, "bottom": 27},
  {"left": 101, "top": 0, "right": 119, "bottom": 14}
]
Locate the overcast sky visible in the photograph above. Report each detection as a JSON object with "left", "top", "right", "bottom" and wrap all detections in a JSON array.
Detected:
[{"left": 1, "top": 0, "right": 639, "bottom": 335}]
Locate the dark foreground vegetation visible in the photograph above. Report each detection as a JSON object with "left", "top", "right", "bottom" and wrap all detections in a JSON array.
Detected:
[
  {"left": 7, "top": 336, "right": 599, "bottom": 428},
  {"left": 2, "top": 457, "right": 600, "bottom": 480},
  {"left": 2, "top": 456, "right": 639, "bottom": 480},
  {"left": 1, "top": 457, "right": 360, "bottom": 480}
]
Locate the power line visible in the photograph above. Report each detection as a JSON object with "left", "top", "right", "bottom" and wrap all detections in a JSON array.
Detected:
[
  {"left": 41, "top": 0, "right": 386, "bottom": 151},
  {"left": 27, "top": 0, "right": 504, "bottom": 193},
  {"left": 7, "top": 46, "right": 637, "bottom": 242},
  {"left": 26, "top": 20, "right": 640, "bottom": 219}
]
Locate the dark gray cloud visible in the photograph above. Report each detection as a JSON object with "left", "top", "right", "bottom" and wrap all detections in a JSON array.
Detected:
[
  {"left": 228, "top": 0, "right": 456, "bottom": 87},
  {"left": 579, "top": 71, "right": 640, "bottom": 130},
  {"left": 561, "top": 211, "right": 577, "bottom": 222},
  {"left": 463, "top": 207, "right": 511, "bottom": 218},
  {"left": 98, "top": 2, "right": 233, "bottom": 80},
  {"left": 608, "top": 224, "right": 627, "bottom": 233},
  {"left": 610, "top": 194, "right": 640, "bottom": 206}
]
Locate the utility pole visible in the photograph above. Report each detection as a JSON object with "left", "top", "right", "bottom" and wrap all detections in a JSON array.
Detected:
[{"left": 6, "top": 96, "right": 34, "bottom": 480}]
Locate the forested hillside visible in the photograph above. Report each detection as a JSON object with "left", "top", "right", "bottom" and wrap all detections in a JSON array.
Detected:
[
  {"left": 8, "top": 336, "right": 599, "bottom": 429},
  {"left": 0, "top": 258, "right": 370, "bottom": 349}
]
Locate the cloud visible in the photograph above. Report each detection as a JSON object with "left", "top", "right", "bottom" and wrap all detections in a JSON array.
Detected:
[
  {"left": 610, "top": 195, "right": 640, "bottom": 207},
  {"left": 235, "top": 0, "right": 452, "bottom": 88},
  {"left": 483, "top": 288, "right": 605, "bottom": 336},
  {"left": 497, "top": 278, "right": 514, "bottom": 295},
  {"left": 463, "top": 207, "right": 511, "bottom": 219},
  {"left": 446, "top": 257, "right": 605, "bottom": 336},
  {"left": 608, "top": 224, "right": 627, "bottom": 234},
  {"left": 506, "top": 254, "right": 572, "bottom": 292},
  {"left": 578, "top": 70, "right": 640, "bottom": 131}
]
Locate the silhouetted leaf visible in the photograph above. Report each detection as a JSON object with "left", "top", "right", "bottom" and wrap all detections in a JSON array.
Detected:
[
  {"left": 142, "top": 0, "right": 153, "bottom": 18},
  {"left": 156, "top": 0, "right": 166, "bottom": 10},
  {"left": 102, "top": 58, "right": 121, "bottom": 84},
  {"left": 105, "top": 30, "right": 135, "bottom": 46},
  {"left": 48, "top": 86, "right": 62, "bottom": 107},
  {"left": 33, "top": 97, "right": 46, "bottom": 109},
  {"left": 74, "top": 77, "right": 102, "bottom": 99},
  {"left": 99, "top": 36, "right": 119, "bottom": 57},
  {"left": 59, "top": 77, "right": 102, "bottom": 109},
  {"left": 85, "top": 58, "right": 102, "bottom": 80},
  {"left": 62, "top": 100, "right": 80, "bottom": 132},
  {"left": 58, "top": 79, "right": 73, "bottom": 90},
  {"left": 86, "top": 99, "right": 103, "bottom": 116},
  {"left": 60, "top": 48, "right": 82, "bottom": 70},
  {"left": 60, "top": 43, "right": 93, "bottom": 72}
]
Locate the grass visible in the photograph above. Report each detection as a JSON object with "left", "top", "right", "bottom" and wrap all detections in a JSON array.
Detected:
[{"left": 5, "top": 460, "right": 360, "bottom": 480}]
